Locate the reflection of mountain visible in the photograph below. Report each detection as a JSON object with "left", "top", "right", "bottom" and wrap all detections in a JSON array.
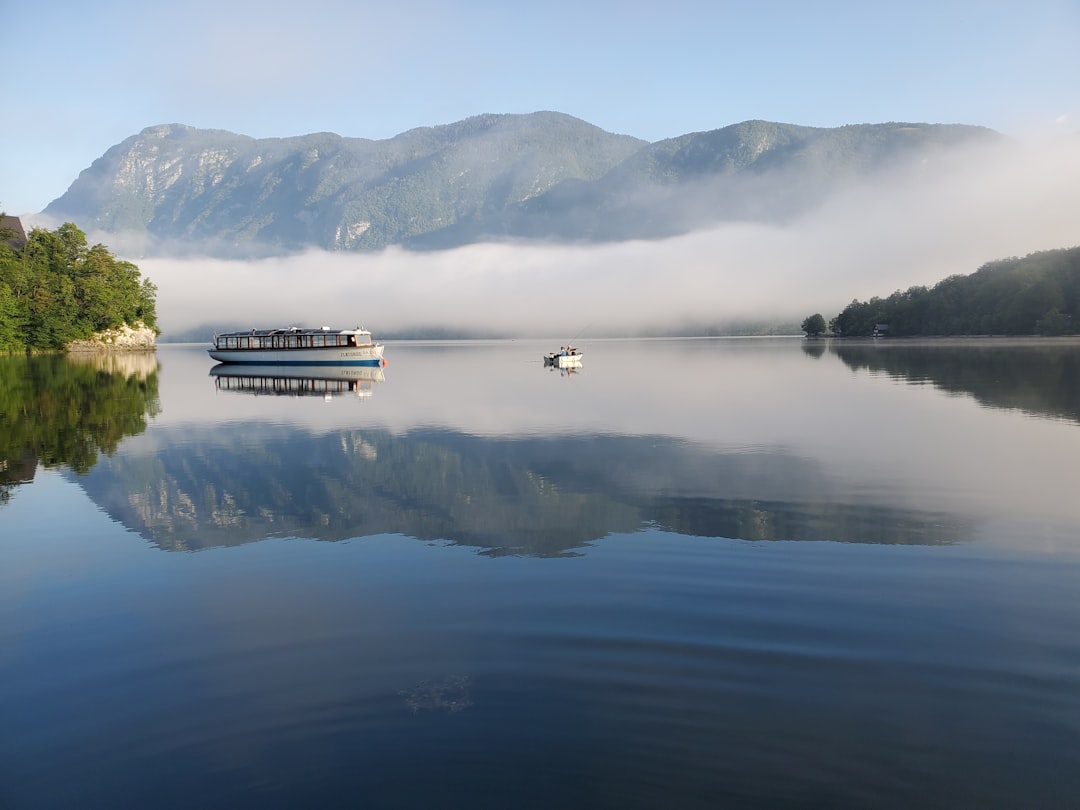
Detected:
[
  {"left": 210, "top": 364, "right": 385, "bottom": 399},
  {"left": 0, "top": 354, "right": 161, "bottom": 504},
  {"left": 832, "top": 339, "right": 1080, "bottom": 423},
  {"left": 73, "top": 424, "right": 972, "bottom": 555}
]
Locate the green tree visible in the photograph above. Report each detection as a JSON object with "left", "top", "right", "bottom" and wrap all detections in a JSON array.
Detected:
[
  {"left": 1036, "top": 308, "right": 1072, "bottom": 336},
  {"left": 801, "top": 313, "right": 827, "bottom": 336},
  {"left": 0, "top": 222, "right": 157, "bottom": 352},
  {"left": 829, "top": 247, "right": 1080, "bottom": 337}
]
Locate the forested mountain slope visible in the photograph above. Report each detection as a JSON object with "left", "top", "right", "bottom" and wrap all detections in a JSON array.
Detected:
[
  {"left": 43, "top": 114, "right": 1004, "bottom": 256},
  {"left": 830, "top": 246, "right": 1080, "bottom": 336}
]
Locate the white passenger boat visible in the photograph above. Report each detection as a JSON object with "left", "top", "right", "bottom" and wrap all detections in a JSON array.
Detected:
[
  {"left": 544, "top": 346, "right": 583, "bottom": 367},
  {"left": 208, "top": 326, "right": 385, "bottom": 366}
]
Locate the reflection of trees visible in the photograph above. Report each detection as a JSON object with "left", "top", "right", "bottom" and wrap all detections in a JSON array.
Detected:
[
  {"left": 0, "top": 354, "right": 160, "bottom": 504},
  {"left": 832, "top": 339, "right": 1080, "bottom": 423},
  {"left": 75, "top": 426, "right": 971, "bottom": 555}
]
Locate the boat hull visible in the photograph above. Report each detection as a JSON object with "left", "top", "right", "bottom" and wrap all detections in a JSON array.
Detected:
[
  {"left": 207, "top": 346, "right": 384, "bottom": 366},
  {"left": 544, "top": 353, "right": 583, "bottom": 367}
]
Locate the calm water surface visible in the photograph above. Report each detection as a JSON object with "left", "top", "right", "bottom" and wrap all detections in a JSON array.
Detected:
[{"left": 2, "top": 338, "right": 1080, "bottom": 808}]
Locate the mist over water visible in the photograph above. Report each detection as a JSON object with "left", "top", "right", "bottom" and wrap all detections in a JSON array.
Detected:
[{"left": 127, "top": 137, "right": 1080, "bottom": 339}]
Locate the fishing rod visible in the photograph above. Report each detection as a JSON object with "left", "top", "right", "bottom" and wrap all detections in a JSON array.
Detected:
[{"left": 567, "top": 321, "right": 593, "bottom": 343}]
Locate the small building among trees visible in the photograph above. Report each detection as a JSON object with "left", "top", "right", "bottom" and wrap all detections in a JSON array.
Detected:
[{"left": 0, "top": 215, "right": 27, "bottom": 252}]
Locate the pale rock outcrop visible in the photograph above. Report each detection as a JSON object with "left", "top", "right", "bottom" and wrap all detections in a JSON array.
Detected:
[{"left": 67, "top": 322, "right": 157, "bottom": 353}]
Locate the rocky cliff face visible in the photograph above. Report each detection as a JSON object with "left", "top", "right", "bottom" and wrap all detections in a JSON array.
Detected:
[{"left": 67, "top": 322, "right": 157, "bottom": 352}]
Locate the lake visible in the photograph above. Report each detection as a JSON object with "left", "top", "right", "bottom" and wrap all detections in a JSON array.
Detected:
[{"left": 2, "top": 337, "right": 1079, "bottom": 809}]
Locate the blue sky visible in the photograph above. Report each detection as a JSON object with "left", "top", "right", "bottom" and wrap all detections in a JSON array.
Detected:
[{"left": 2, "top": 0, "right": 1078, "bottom": 216}]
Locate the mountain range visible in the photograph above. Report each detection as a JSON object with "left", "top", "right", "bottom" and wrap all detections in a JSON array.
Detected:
[{"left": 43, "top": 113, "right": 1005, "bottom": 256}]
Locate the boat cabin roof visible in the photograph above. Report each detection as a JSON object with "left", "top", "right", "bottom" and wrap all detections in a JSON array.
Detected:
[{"left": 216, "top": 326, "right": 371, "bottom": 339}]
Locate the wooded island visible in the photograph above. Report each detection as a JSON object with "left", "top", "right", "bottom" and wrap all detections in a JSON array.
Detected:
[{"left": 0, "top": 216, "right": 157, "bottom": 353}]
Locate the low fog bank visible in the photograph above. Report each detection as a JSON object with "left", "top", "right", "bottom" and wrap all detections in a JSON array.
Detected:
[{"left": 137, "top": 137, "right": 1080, "bottom": 340}]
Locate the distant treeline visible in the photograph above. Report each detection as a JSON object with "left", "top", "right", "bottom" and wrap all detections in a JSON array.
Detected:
[
  {"left": 0, "top": 219, "right": 157, "bottom": 352},
  {"left": 829, "top": 246, "right": 1080, "bottom": 337}
]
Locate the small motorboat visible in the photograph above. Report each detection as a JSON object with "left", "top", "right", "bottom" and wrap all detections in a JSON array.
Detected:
[{"left": 544, "top": 345, "right": 583, "bottom": 367}]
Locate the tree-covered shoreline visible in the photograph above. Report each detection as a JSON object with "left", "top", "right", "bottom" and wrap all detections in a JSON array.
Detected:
[
  {"left": 0, "top": 217, "right": 157, "bottom": 352},
  {"left": 824, "top": 246, "right": 1080, "bottom": 338}
]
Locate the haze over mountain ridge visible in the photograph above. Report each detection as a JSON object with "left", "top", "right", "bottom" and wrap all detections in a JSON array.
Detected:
[{"left": 42, "top": 112, "right": 1006, "bottom": 258}]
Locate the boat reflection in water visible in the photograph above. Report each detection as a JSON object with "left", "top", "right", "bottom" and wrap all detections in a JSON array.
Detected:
[
  {"left": 210, "top": 363, "right": 385, "bottom": 399},
  {"left": 547, "top": 362, "right": 581, "bottom": 377}
]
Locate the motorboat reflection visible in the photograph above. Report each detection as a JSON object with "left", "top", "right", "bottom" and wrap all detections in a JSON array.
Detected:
[
  {"left": 548, "top": 363, "right": 581, "bottom": 377},
  {"left": 210, "top": 363, "right": 385, "bottom": 398}
]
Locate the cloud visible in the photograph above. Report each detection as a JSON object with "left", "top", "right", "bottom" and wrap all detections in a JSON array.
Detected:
[{"left": 139, "top": 135, "right": 1080, "bottom": 340}]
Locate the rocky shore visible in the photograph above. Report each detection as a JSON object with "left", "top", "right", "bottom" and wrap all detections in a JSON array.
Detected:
[{"left": 66, "top": 322, "right": 157, "bottom": 352}]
